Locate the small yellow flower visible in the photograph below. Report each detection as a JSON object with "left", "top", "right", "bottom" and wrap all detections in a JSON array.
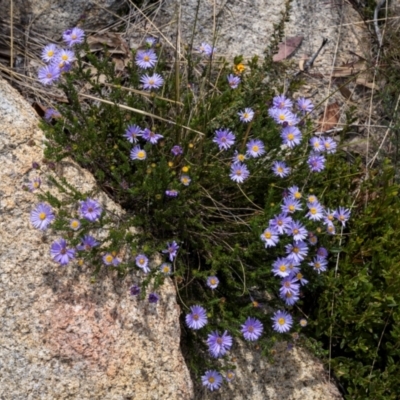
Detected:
[
  {"left": 168, "top": 161, "right": 174, "bottom": 167},
  {"left": 234, "top": 63, "right": 245, "bottom": 74},
  {"left": 188, "top": 143, "right": 194, "bottom": 148},
  {"left": 182, "top": 166, "right": 190, "bottom": 173}
]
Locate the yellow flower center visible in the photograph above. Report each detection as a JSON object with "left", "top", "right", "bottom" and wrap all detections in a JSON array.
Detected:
[
  {"left": 39, "top": 212, "right": 46, "bottom": 220},
  {"left": 236, "top": 170, "right": 242, "bottom": 176},
  {"left": 144, "top": 55, "right": 150, "bottom": 61},
  {"left": 243, "top": 113, "right": 249, "bottom": 119},
  {"left": 294, "top": 192, "right": 301, "bottom": 199},
  {"left": 46, "top": 73, "right": 52, "bottom": 78},
  {"left": 210, "top": 279, "right": 216, "bottom": 285},
  {"left": 139, "top": 258, "right": 145, "bottom": 265},
  {"left": 137, "top": 151, "right": 145, "bottom": 159},
  {"left": 277, "top": 167, "right": 283, "bottom": 173},
  {"left": 309, "top": 196, "right": 316, "bottom": 202},
  {"left": 315, "top": 262, "right": 321, "bottom": 269},
  {"left": 193, "top": 314, "right": 199, "bottom": 321},
  {"left": 293, "top": 247, "right": 299, "bottom": 253},
  {"left": 208, "top": 377, "right": 215, "bottom": 384},
  {"left": 61, "top": 54, "right": 68, "bottom": 61},
  {"left": 297, "top": 273, "right": 303, "bottom": 279},
  {"left": 310, "top": 208, "right": 317, "bottom": 215},
  {"left": 279, "top": 114, "right": 285, "bottom": 121},
  {"left": 328, "top": 215, "right": 334, "bottom": 221},
  {"left": 289, "top": 205, "right": 295, "bottom": 212},
  {"left": 237, "top": 154, "right": 245, "bottom": 161},
  {"left": 70, "top": 220, "right": 79, "bottom": 229},
  {"left": 293, "top": 229, "right": 299, "bottom": 235},
  {"left": 72, "top": 34, "right": 77, "bottom": 39},
  {"left": 149, "top": 79, "right": 155, "bottom": 85},
  {"left": 278, "top": 318, "right": 285, "bottom": 325},
  {"left": 339, "top": 215, "right": 345, "bottom": 221},
  {"left": 47, "top": 50, "right": 54, "bottom": 57},
  {"left": 252, "top": 145, "right": 259, "bottom": 152},
  {"left": 288, "top": 133, "right": 294, "bottom": 141},
  {"left": 163, "top": 266, "right": 170, "bottom": 273},
  {"left": 105, "top": 255, "right": 113, "bottom": 263},
  {"left": 279, "top": 265, "right": 287, "bottom": 272},
  {"left": 264, "top": 232, "right": 271, "bottom": 239}
]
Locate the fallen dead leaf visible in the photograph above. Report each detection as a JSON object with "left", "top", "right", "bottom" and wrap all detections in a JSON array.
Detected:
[
  {"left": 273, "top": 36, "right": 303, "bottom": 62},
  {"left": 318, "top": 102, "right": 340, "bottom": 132}
]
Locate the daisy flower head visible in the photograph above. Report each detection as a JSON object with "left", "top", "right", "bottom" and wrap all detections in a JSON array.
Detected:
[
  {"left": 148, "top": 293, "right": 159, "bottom": 303},
  {"left": 317, "top": 247, "right": 329, "bottom": 258},
  {"left": 308, "top": 232, "right": 318, "bottom": 246},
  {"left": 269, "top": 213, "right": 292, "bottom": 235},
  {"left": 323, "top": 208, "right": 335, "bottom": 225},
  {"left": 202, "top": 370, "right": 223, "bottom": 391},
  {"left": 233, "top": 151, "right": 247, "bottom": 163},
  {"left": 207, "top": 330, "right": 233, "bottom": 358},
  {"left": 50, "top": 238, "right": 75, "bottom": 265},
  {"left": 281, "top": 197, "right": 302, "bottom": 214},
  {"left": 171, "top": 145, "right": 183, "bottom": 156},
  {"left": 135, "top": 49, "right": 158, "bottom": 69},
  {"left": 285, "top": 241, "right": 309, "bottom": 264},
  {"left": 273, "top": 94, "right": 293, "bottom": 110},
  {"left": 226, "top": 371, "right": 235, "bottom": 382},
  {"left": 28, "top": 177, "right": 41, "bottom": 192},
  {"left": 145, "top": 36, "right": 158, "bottom": 46},
  {"left": 198, "top": 42, "right": 214, "bottom": 56},
  {"left": 44, "top": 108, "right": 61, "bottom": 121},
  {"left": 246, "top": 139, "right": 265, "bottom": 158},
  {"left": 271, "top": 108, "right": 296, "bottom": 125},
  {"left": 281, "top": 289, "right": 301, "bottom": 306},
  {"left": 130, "top": 146, "right": 147, "bottom": 161},
  {"left": 293, "top": 271, "right": 309, "bottom": 286},
  {"left": 207, "top": 276, "right": 219, "bottom": 289},
  {"left": 30, "top": 203, "right": 55, "bottom": 230},
  {"left": 260, "top": 227, "right": 279, "bottom": 247},
  {"left": 102, "top": 252, "right": 121, "bottom": 266},
  {"left": 62, "top": 27, "right": 85, "bottom": 46},
  {"left": 326, "top": 223, "right": 336, "bottom": 235},
  {"left": 77, "top": 235, "right": 99, "bottom": 251},
  {"left": 38, "top": 64, "right": 61, "bottom": 86},
  {"left": 213, "top": 128, "right": 235, "bottom": 151},
  {"left": 136, "top": 254, "right": 150, "bottom": 273},
  {"left": 130, "top": 284, "right": 141, "bottom": 296},
  {"left": 79, "top": 198, "right": 102, "bottom": 222},
  {"left": 306, "top": 201, "right": 324, "bottom": 221},
  {"left": 241, "top": 317, "right": 264, "bottom": 341},
  {"left": 238, "top": 108, "right": 255, "bottom": 123},
  {"left": 55, "top": 49, "right": 75, "bottom": 65},
  {"left": 272, "top": 310, "right": 293, "bottom": 333},
  {"left": 227, "top": 74, "right": 241, "bottom": 89},
  {"left": 185, "top": 305, "right": 208, "bottom": 330},
  {"left": 272, "top": 257, "right": 290, "bottom": 278},
  {"left": 288, "top": 186, "right": 302, "bottom": 200},
  {"left": 323, "top": 137, "right": 337, "bottom": 154},
  {"left": 69, "top": 219, "right": 81, "bottom": 231},
  {"left": 309, "top": 256, "right": 328, "bottom": 273},
  {"left": 124, "top": 125, "right": 142, "bottom": 143},
  {"left": 300, "top": 318, "right": 308, "bottom": 327},
  {"left": 281, "top": 126, "right": 302, "bottom": 148},
  {"left": 142, "top": 128, "right": 163, "bottom": 144},
  {"left": 230, "top": 162, "right": 250, "bottom": 184},
  {"left": 162, "top": 241, "right": 179, "bottom": 261},
  {"left": 180, "top": 175, "right": 191, "bottom": 186},
  {"left": 286, "top": 220, "right": 308, "bottom": 241},
  {"left": 140, "top": 73, "right": 164, "bottom": 90},
  {"left": 160, "top": 262, "right": 172, "bottom": 275},
  {"left": 272, "top": 161, "right": 290, "bottom": 178},
  {"left": 165, "top": 189, "right": 179, "bottom": 197},
  {"left": 307, "top": 193, "right": 318, "bottom": 204},
  {"left": 308, "top": 153, "right": 326, "bottom": 172},
  {"left": 309, "top": 137, "right": 324, "bottom": 153},
  {"left": 41, "top": 44, "right": 58, "bottom": 63},
  {"left": 334, "top": 207, "right": 351, "bottom": 226},
  {"left": 297, "top": 97, "right": 314, "bottom": 113},
  {"left": 280, "top": 275, "right": 300, "bottom": 296}
]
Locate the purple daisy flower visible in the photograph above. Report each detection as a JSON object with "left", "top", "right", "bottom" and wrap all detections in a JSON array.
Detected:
[
  {"left": 317, "top": 247, "right": 329, "bottom": 258},
  {"left": 135, "top": 49, "right": 158, "bottom": 69},
  {"left": 310, "top": 137, "right": 324, "bottom": 152},
  {"left": 124, "top": 125, "right": 142, "bottom": 143},
  {"left": 323, "top": 209, "right": 335, "bottom": 226},
  {"left": 140, "top": 73, "right": 164, "bottom": 90},
  {"left": 269, "top": 213, "right": 292, "bottom": 235},
  {"left": 306, "top": 201, "right": 324, "bottom": 221},
  {"left": 288, "top": 186, "right": 302, "bottom": 200},
  {"left": 213, "top": 128, "right": 235, "bottom": 151},
  {"left": 30, "top": 203, "right": 55, "bottom": 230},
  {"left": 241, "top": 317, "right": 264, "bottom": 341},
  {"left": 309, "top": 256, "right": 328, "bottom": 273},
  {"left": 44, "top": 108, "right": 61, "bottom": 121},
  {"left": 246, "top": 139, "right": 265, "bottom": 158},
  {"left": 327, "top": 223, "right": 336, "bottom": 235},
  {"left": 207, "top": 276, "right": 219, "bottom": 289},
  {"left": 69, "top": 219, "right": 81, "bottom": 231},
  {"left": 160, "top": 262, "right": 172, "bottom": 275},
  {"left": 130, "top": 284, "right": 141, "bottom": 296},
  {"left": 62, "top": 27, "right": 85, "bottom": 46},
  {"left": 136, "top": 254, "right": 150, "bottom": 273},
  {"left": 130, "top": 146, "right": 147, "bottom": 161},
  {"left": 260, "top": 227, "right": 279, "bottom": 247},
  {"left": 185, "top": 305, "right": 208, "bottom": 330},
  {"left": 149, "top": 293, "right": 159, "bottom": 303},
  {"left": 142, "top": 128, "right": 163, "bottom": 144},
  {"left": 41, "top": 44, "right": 58, "bottom": 63},
  {"left": 28, "top": 177, "right": 41, "bottom": 191},
  {"left": 297, "top": 97, "right": 314, "bottom": 113},
  {"left": 55, "top": 49, "right": 75, "bottom": 65},
  {"left": 238, "top": 108, "right": 255, "bottom": 123},
  {"left": 280, "top": 276, "right": 300, "bottom": 296},
  {"left": 162, "top": 241, "right": 179, "bottom": 261},
  {"left": 272, "top": 257, "right": 290, "bottom": 278},
  {"left": 285, "top": 241, "right": 309, "bottom": 264},
  {"left": 232, "top": 151, "right": 247, "bottom": 163},
  {"left": 225, "top": 371, "right": 235, "bottom": 382},
  {"left": 308, "top": 232, "right": 318, "bottom": 246},
  {"left": 272, "top": 161, "right": 290, "bottom": 178},
  {"left": 50, "top": 238, "right": 75, "bottom": 265},
  {"left": 273, "top": 94, "right": 293, "bottom": 109},
  {"left": 230, "top": 162, "right": 250, "bottom": 183},
  {"left": 79, "top": 198, "right": 102, "bottom": 222},
  {"left": 272, "top": 310, "right": 293, "bottom": 333},
  {"left": 165, "top": 189, "right": 179, "bottom": 197},
  {"left": 198, "top": 43, "right": 214, "bottom": 56},
  {"left": 180, "top": 175, "right": 191, "bottom": 186},
  {"left": 270, "top": 108, "right": 296, "bottom": 125},
  {"left": 38, "top": 64, "right": 61, "bottom": 85},
  {"left": 102, "top": 253, "right": 121, "bottom": 266},
  {"left": 227, "top": 74, "right": 241, "bottom": 89},
  {"left": 207, "top": 330, "right": 233, "bottom": 358},
  {"left": 323, "top": 137, "right": 337, "bottom": 154},
  {"left": 286, "top": 220, "right": 308, "bottom": 241},
  {"left": 171, "top": 145, "right": 183, "bottom": 156},
  {"left": 202, "top": 370, "right": 223, "bottom": 391},
  {"left": 334, "top": 207, "right": 351, "bottom": 226},
  {"left": 281, "top": 290, "right": 300, "bottom": 306},
  {"left": 281, "top": 126, "right": 302, "bottom": 148},
  {"left": 281, "top": 198, "right": 302, "bottom": 214},
  {"left": 77, "top": 235, "right": 99, "bottom": 251},
  {"left": 145, "top": 37, "right": 157, "bottom": 46},
  {"left": 308, "top": 153, "right": 326, "bottom": 172},
  {"left": 293, "top": 270, "right": 309, "bottom": 286}
]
